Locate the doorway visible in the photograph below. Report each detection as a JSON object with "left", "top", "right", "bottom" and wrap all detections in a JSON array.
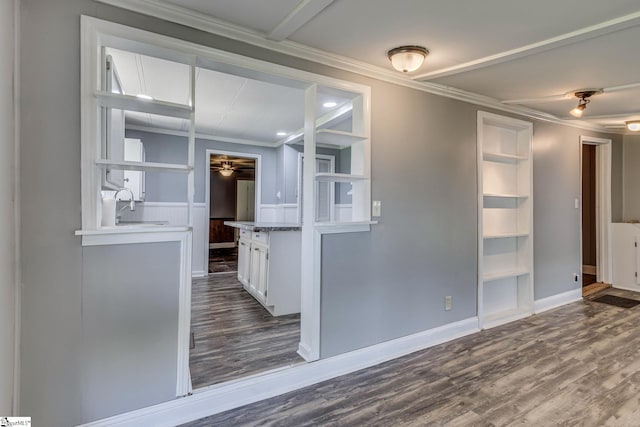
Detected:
[
  {"left": 582, "top": 144, "right": 597, "bottom": 289},
  {"left": 580, "top": 136, "right": 613, "bottom": 297},
  {"left": 207, "top": 153, "right": 256, "bottom": 274}
]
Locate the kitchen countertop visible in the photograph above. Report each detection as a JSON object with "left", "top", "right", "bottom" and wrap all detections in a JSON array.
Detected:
[{"left": 224, "top": 221, "right": 301, "bottom": 232}]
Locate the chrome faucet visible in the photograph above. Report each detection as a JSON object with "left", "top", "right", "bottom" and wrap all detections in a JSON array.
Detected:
[{"left": 114, "top": 188, "right": 136, "bottom": 212}]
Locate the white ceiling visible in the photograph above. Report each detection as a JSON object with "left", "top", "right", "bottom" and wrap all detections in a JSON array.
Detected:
[
  {"left": 152, "top": 0, "right": 640, "bottom": 132},
  {"left": 107, "top": 47, "right": 353, "bottom": 144}
]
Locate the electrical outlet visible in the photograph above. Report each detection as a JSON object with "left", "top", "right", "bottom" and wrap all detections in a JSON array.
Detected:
[
  {"left": 444, "top": 296, "right": 452, "bottom": 311},
  {"left": 372, "top": 200, "right": 382, "bottom": 217},
  {"left": 573, "top": 273, "right": 580, "bottom": 283}
]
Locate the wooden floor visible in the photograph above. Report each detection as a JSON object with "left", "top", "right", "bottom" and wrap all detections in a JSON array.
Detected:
[
  {"left": 189, "top": 272, "right": 303, "bottom": 389},
  {"left": 208, "top": 248, "right": 238, "bottom": 274},
  {"left": 184, "top": 288, "right": 640, "bottom": 426}
]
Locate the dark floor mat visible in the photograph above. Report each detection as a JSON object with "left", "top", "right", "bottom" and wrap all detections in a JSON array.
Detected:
[{"left": 592, "top": 294, "right": 640, "bottom": 308}]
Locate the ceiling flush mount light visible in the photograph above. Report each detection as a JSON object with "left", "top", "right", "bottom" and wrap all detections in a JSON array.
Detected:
[
  {"left": 219, "top": 162, "right": 234, "bottom": 177},
  {"left": 387, "top": 45, "right": 429, "bottom": 73},
  {"left": 569, "top": 90, "right": 602, "bottom": 118},
  {"left": 276, "top": 131, "right": 287, "bottom": 136},
  {"left": 323, "top": 101, "right": 337, "bottom": 108},
  {"left": 626, "top": 120, "right": 640, "bottom": 131}
]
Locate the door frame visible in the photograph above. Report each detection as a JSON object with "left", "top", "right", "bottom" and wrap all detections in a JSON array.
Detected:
[
  {"left": 579, "top": 135, "right": 612, "bottom": 284},
  {"left": 297, "top": 152, "right": 335, "bottom": 223},
  {"left": 204, "top": 149, "right": 261, "bottom": 272}
]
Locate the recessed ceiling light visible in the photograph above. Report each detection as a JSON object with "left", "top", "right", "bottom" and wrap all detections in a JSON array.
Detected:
[
  {"left": 323, "top": 101, "right": 337, "bottom": 108},
  {"left": 136, "top": 94, "right": 154, "bottom": 101},
  {"left": 277, "top": 131, "right": 287, "bottom": 136},
  {"left": 626, "top": 120, "right": 640, "bottom": 131}
]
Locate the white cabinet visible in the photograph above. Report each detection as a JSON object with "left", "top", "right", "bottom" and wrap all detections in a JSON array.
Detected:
[
  {"left": 250, "top": 243, "right": 269, "bottom": 301},
  {"left": 478, "top": 111, "right": 534, "bottom": 329},
  {"left": 234, "top": 228, "right": 301, "bottom": 316},
  {"left": 237, "top": 238, "right": 251, "bottom": 286}
]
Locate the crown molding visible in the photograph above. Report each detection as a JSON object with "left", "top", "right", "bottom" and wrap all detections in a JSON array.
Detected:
[{"left": 97, "top": 0, "right": 621, "bottom": 135}]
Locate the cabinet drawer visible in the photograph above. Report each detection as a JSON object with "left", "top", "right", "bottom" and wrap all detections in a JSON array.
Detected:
[
  {"left": 239, "top": 229, "right": 251, "bottom": 239},
  {"left": 252, "top": 231, "right": 269, "bottom": 245}
]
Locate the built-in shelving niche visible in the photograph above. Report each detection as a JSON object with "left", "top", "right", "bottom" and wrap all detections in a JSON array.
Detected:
[{"left": 478, "top": 111, "right": 533, "bottom": 329}]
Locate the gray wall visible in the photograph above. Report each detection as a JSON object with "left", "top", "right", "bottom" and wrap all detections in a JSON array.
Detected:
[
  {"left": 0, "top": 0, "right": 15, "bottom": 414},
  {"left": 19, "top": 0, "right": 624, "bottom": 424},
  {"left": 126, "top": 129, "right": 279, "bottom": 204},
  {"left": 81, "top": 242, "right": 180, "bottom": 423},
  {"left": 622, "top": 135, "right": 640, "bottom": 221}
]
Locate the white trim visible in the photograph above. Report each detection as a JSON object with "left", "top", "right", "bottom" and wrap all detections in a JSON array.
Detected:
[
  {"left": 12, "top": 0, "right": 21, "bottom": 413},
  {"left": 412, "top": 11, "right": 640, "bottom": 80},
  {"left": 580, "top": 135, "right": 612, "bottom": 285},
  {"left": 534, "top": 289, "right": 583, "bottom": 314},
  {"left": 126, "top": 124, "right": 276, "bottom": 148},
  {"left": 297, "top": 152, "right": 335, "bottom": 223},
  {"left": 267, "top": 0, "right": 335, "bottom": 41},
  {"left": 77, "top": 317, "right": 478, "bottom": 427},
  {"left": 612, "top": 283, "right": 640, "bottom": 292},
  {"left": 92, "top": 1, "right": 621, "bottom": 134}
]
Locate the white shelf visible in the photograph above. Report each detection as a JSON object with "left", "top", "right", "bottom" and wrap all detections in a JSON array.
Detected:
[
  {"left": 484, "top": 269, "right": 530, "bottom": 282},
  {"left": 315, "top": 129, "right": 367, "bottom": 147},
  {"left": 483, "top": 192, "right": 529, "bottom": 199},
  {"left": 315, "top": 173, "right": 367, "bottom": 182},
  {"left": 478, "top": 111, "right": 533, "bottom": 330},
  {"left": 483, "top": 151, "right": 528, "bottom": 163},
  {"left": 95, "top": 91, "right": 192, "bottom": 119},
  {"left": 96, "top": 159, "right": 192, "bottom": 173},
  {"left": 483, "top": 232, "right": 529, "bottom": 239}
]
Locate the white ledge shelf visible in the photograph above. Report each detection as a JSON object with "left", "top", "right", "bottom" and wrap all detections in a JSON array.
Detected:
[
  {"left": 95, "top": 91, "right": 192, "bottom": 119},
  {"left": 483, "top": 151, "right": 528, "bottom": 163},
  {"left": 315, "top": 129, "right": 367, "bottom": 147},
  {"left": 483, "top": 192, "right": 529, "bottom": 199},
  {"left": 96, "top": 159, "right": 192, "bottom": 173},
  {"left": 314, "top": 220, "right": 378, "bottom": 234},
  {"left": 484, "top": 269, "right": 530, "bottom": 282},
  {"left": 483, "top": 232, "right": 529, "bottom": 239},
  {"left": 315, "top": 173, "right": 367, "bottom": 182}
]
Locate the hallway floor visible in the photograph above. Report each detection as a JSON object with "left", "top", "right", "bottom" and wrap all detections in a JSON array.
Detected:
[
  {"left": 189, "top": 272, "right": 303, "bottom": 389},
  {"left": 184, "top": 288, "right": 640, "bottom": 426}
]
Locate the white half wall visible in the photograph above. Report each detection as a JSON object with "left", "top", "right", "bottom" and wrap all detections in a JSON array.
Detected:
[{"left": 0, "top": 0, "right": 16, "bottom": 415}]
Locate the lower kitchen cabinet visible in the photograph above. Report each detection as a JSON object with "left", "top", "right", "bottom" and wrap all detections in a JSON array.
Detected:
[{"left": 236, "top": 229, "right": 301, "bottom": 316}]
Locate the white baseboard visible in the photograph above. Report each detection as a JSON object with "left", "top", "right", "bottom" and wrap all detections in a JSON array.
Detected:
[
  {"left": 613, "top": 284, "right": 640, "bottom": 292},
  {"left": 191, "top": 271, "right": 207, "bottom": 278},
  {"left": 77, "top": 317, "right": 479, "bottom": 427},
  {"left": 534, "top": 288, "right": 583, "bottom": 314}
]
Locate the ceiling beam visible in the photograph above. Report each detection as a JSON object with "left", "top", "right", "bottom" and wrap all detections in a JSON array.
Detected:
[
  {"left": 412, "top": 11, "right": 640, "bottom": 81},
  {"left": 267, "top": 0, "right": 334, "bottom": 41}
]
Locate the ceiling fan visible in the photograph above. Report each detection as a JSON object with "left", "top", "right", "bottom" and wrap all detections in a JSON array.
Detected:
[{"left": 210, "top": 159, "right": 256, "bottom": 177}]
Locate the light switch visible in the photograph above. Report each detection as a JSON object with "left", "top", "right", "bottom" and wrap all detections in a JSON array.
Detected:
[
  {"left": 575, "top": 198, "right": 579, "bottom": 209},
  {"left": 372, "top": 200, "right": 381, "bottom": 217}
]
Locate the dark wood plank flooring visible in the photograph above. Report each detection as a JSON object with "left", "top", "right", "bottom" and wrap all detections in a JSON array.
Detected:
[
  {"left": 184, "top": 288, "right": 640, "bottom": 426},
  {"left": 208, "top": 248, "right": 238, "bottom": 274},
  {"left": 189, "top": 272, "right": 303, "bottom": 389}
]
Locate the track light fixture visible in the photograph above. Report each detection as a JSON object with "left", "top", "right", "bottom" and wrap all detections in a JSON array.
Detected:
[{"left": 569, "top": 90, "right": 602, "bottom": 118}]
